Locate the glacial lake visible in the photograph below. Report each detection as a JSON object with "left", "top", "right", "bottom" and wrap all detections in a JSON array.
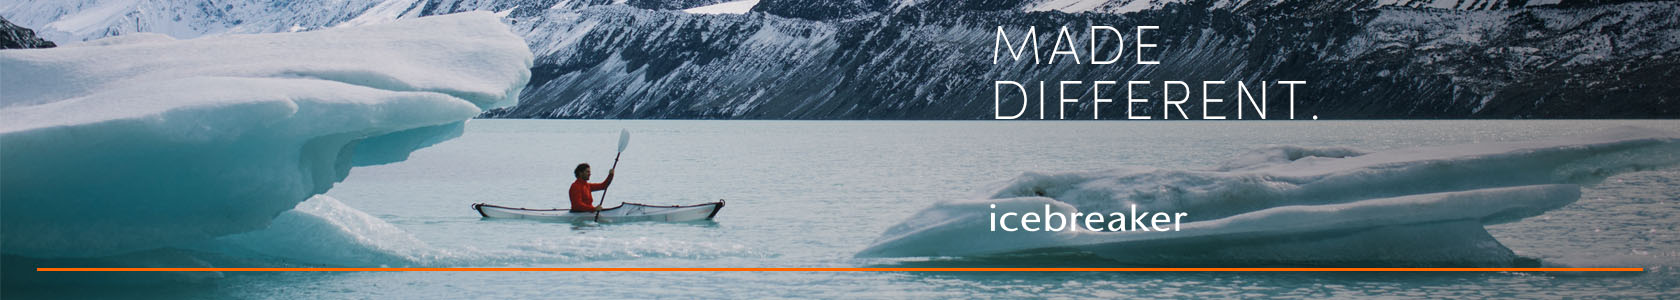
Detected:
[{"left": 11, "top": 120, "right": 1680, "bottom": 298}]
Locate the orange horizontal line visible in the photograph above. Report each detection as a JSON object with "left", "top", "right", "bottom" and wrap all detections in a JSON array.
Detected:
[{"left": 36, "top": 267, "right": 1643, "bottom": 272}]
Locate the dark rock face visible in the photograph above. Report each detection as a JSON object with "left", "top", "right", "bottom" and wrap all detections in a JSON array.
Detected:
[
  {"left": 413, "top": 0, "right": 604, "bottom": 17},
  {"left": 487, "top": 0, "right": 1678, "bottom": 119},
  {"left": 1, "top": 17, "right": 55, "bottom": 49},
  {"left": 626, "top": 0, "right": 740, "bottom": 10},
  {"left": 749, "top": 0, "right": 894, "bottom": 21}
]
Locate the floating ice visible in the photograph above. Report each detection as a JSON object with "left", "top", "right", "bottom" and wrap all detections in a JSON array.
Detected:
[
  {"left": 0, "top": 12, "right": 533, "bottom": 258},
  {"left": 185, "top": 195, "right": 438, "bottom": 267},
  {"left": 857, "top": 127, "right": 1680, "bottom": 266}
]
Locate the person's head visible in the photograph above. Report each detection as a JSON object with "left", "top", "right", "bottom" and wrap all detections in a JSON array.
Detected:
[{"left": 574, "top": 163, "right": 591, "bottom": 179}]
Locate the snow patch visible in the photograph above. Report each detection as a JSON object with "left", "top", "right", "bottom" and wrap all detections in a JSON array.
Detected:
[{"left": 684, "top": 0, "right": 761, "bottom": 15}]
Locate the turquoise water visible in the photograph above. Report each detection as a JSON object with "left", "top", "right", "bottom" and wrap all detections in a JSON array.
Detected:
[{"left": 8, "top": 120, "right": 1680, "bottom": 298}]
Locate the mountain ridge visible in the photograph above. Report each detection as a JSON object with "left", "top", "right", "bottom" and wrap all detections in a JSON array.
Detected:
[{"left": 3, "top": 0, "right": 1674, "bottom": 119}]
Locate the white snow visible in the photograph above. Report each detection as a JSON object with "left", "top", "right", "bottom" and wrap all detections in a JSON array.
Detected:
[
  {"left": 1, "top": 0, "right": 402, "bottom": 43},
  {"left": 0, "top": 12, "right": 533, "bottom": 258},
  {"left": 39, "top": 0, "right": 141, "bottom": 38},
  {"left": 495, "top": 6, "right": 519, "bottom": 18},
  {"left": 684, "top": 0, "right": 761, "bottom": 15},
  {"left": 857, "top": 127, "right": 1680, "bottom": 266},
  {"left": 335, "top": 0, "right": 427, "bottom": 29}
]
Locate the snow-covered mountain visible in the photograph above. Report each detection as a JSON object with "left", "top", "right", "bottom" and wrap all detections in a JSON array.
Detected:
[
  {"left": 0, "top": 0, "right": 736, "bottom": 42},
  {"left": 1018, "top": 0, "right": 1573, "bottom": 14},
  {"left": 3, "top": 0, "right": 1675, "bottom": 119},
  {"left": 491, "top": 0, "right": 1677, "bottom": 119}
]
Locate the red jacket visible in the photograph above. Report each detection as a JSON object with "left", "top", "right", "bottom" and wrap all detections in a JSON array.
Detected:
[{"left": 568, "top": 173, "right": 613, "bottom": 211}]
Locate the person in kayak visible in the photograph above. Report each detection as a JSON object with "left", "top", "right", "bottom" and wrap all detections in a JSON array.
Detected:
[{"left": 569, "top": 163, "right": 614, "bottom": 212}]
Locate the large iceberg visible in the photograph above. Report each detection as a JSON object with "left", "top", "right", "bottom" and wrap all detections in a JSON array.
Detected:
[
  {"left": 857, "top": 127, "right": 1680, "bottom": 266},
  {"left": 0, "top": 12, "right": 532, "bottom": 258}
]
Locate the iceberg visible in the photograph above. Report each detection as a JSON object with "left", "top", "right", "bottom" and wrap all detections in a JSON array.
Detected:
[
  {"left": 184, "top": 195, "right": 441, "bottom": 267},
  {"left": 857, "top": 127, "right": 1680, "bottom": 266},
  {"left": 0, "top": 12, "right": 532, "bottom": 258}
]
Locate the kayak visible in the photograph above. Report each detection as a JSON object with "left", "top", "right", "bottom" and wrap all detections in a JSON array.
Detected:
[{"left": 471, "top": 201, "right": 724, "bottom": 223}]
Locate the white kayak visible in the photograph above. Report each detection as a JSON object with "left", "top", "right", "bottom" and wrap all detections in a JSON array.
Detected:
[{"left": 472, "top": 201, "right": 724, "bottom": 223}]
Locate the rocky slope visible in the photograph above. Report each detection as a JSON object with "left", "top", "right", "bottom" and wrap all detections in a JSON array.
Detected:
[{"left": 1, "top": 17, "right": 55, "bottom": 49}]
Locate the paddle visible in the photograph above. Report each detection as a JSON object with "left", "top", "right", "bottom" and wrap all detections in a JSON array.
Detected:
[{"left": 596, "top": 129, "right": 630, "bottom": 222}]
